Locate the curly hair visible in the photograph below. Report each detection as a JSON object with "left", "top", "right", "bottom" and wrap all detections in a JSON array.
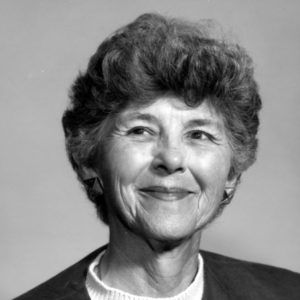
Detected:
[{"left": 62, "top": 13, "right": 262, "bottom": 224}]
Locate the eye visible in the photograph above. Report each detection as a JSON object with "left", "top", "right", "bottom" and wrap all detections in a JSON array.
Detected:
[
  {"left": 188, "top": 130, "right": 210, "bottom": 140},
  {"left": 127, "top": 126, "right": 153, "bottom": 136},
  {"left": 187, "top": 130, "right": 219, "bottom": 144}
]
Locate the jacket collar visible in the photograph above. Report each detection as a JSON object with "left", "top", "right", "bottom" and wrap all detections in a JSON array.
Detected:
[
  {"left": 47, "top": 247, "right": 107, "bottom": 300},
  {"left": 201, "top": 250, "right": 230, "bottom": 300},
  {"left": 48, "top": 246, "right": 229, "bottom": 300}
]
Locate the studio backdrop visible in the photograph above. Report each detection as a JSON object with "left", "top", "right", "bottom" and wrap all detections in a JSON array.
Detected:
[{"left": 1, "top": 1, "right": 300, "bottom": 299}]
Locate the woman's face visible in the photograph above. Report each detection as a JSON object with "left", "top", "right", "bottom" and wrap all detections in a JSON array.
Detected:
[{"left": 96, "top": 96, "right": 236, "bottom": 241}]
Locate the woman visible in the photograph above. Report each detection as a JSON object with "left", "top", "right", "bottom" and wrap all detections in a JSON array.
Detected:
[{"left": 15, "top": 13, "right": 300, "bottom": 300}]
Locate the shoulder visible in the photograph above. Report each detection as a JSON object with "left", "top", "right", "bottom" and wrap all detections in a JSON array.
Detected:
[
  {"left": 201, "top": 250, "right": 300, "bottom": 299},
  {"left": 13, "top": 246, "right": 106, "bottom": 300}
]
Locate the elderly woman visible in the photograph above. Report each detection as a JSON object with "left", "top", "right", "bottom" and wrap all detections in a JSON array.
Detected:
[{"left": 16, "top": 13, "right": 300, "bottom": 300}]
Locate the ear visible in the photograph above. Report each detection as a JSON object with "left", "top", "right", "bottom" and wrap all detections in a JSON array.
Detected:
[
  {"left": 79, "top": 165, "right": 99, "bottom": 180},
  {"left": 71, "top": 154, "right": 103, "bottom": 192},
  {"left": 79, "top": 166, "right": 104, "bottom": 194},
  {"left": 225, "top": 173, "right": 241, "bottom": 195},
  {"left": 72, "top": 154, "right": 99, "bottom": 180}
]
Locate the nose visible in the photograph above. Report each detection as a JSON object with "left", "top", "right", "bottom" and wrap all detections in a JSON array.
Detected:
[{"left": 152, "top": 144, "right": 186, "bottom": 175}]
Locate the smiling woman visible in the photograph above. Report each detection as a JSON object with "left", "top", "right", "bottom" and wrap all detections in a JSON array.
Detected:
[
  {"left": 102, "top": 97, "right": 233, "bottom": 238},
  {"left": 14, "top": 12, "right": 300, "bottom": 300},
  {"left": 98, "top": 96, "right": 234, "bottom": 244}
]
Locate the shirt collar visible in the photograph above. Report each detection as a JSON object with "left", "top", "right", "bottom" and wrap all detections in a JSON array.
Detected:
[{"left": 86, "top": 249, "right": 204, "bottom": 300}]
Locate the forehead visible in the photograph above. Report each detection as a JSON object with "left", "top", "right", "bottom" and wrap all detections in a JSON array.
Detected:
[{"left": 117, "top": 96, "right": 224, "bottom": 129}]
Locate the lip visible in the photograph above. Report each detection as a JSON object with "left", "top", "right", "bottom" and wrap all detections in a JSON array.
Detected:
[{"left": 138, "top": 186, "right": 194, "bottom": 201}]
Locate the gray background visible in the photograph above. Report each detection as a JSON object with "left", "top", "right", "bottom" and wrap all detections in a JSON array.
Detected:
[{"left": 1, "top": 0, "right": 300, "bottom": 299}]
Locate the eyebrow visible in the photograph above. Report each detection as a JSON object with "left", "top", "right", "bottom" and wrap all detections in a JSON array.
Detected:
[
  {"left": 120, "top": 112, "right": 223, "bottom": 131},
  {"left": 120, "top": 112, "right": 159, "bottom": 124},
  {"left": 185, "top": 119, "right": 222, "bottom": 130}
]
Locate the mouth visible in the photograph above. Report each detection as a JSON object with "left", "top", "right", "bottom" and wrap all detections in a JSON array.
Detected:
[{"left": 138, "top": 186, "right": 194, "bottom": 201}]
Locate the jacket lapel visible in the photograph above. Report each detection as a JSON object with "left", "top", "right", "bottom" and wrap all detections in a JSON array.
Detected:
[
  {"left": 202, "top": 251, "right": 230, "bottom": 300},
  {"left": 57, "top": 281, "right": 91, "bottom": 300},
  {"left": 45, "top": 247, "right": 106, "bottom": 300}
]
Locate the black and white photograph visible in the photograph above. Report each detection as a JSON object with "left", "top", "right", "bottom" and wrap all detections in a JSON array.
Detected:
[{"left": 1, "top": 1, "right": 300, "bottom": 299}]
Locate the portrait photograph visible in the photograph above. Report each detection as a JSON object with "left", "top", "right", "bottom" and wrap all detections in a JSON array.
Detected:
[{"left": 1, "top": 1, "right": 300, "bottom": 299}]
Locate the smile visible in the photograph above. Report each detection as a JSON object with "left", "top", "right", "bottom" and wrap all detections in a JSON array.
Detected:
[{"left": 138, "top": 186, "right": 194, "bottom": 201}]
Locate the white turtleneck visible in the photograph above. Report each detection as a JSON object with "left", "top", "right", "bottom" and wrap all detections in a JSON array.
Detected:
[{"left": 85, "top": 250, "right": 204, "bottom": 300}]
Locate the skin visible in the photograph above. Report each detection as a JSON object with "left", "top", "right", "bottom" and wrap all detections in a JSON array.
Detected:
[{"left": 91, "top": 95, "right": 238, "bottom": 297}]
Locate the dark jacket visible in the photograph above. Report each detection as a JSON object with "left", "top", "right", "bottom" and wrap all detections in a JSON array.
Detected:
[{"left": 14, "top": 246, "right": 300, "bottom": 299}]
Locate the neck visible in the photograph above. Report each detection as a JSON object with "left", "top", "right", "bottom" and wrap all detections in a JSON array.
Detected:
[{"left": 99, "top": 218, "right": 202, "bottom": 297}]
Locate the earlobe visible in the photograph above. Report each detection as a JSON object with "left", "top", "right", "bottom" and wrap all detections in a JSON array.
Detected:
[
  {"left": 76, "top": 163, "right": 104, "bottom": 194},
  {"left": 221, "top": 189, "right": 234, "bottom": 205},
  {"left": 83, "top": 177, "right": 103, "bottom": 194},
  {"left": 222, "top": 174, "right": 241, "bottom": 204},
  {"left": 225, "top": 173, "right": 241, "bottom": 190}
]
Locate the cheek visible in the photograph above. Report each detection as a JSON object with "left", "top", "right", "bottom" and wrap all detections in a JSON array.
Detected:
[
  {"left": 193, "top": 145, "right": 230, "bottom": 178},
  {"left": 101, "top": 139, "right": 153, "bottom": 187},
  {"left": 188, "top": 150, "right": 231, "bottom": 226},
  {"left": 190, "top": 149, "right": 231, "bottom": 196}
]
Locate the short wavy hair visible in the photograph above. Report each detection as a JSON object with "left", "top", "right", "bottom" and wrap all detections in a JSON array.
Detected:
[{"left": 62, "top": 13, "right": 262, "bottom": 224}]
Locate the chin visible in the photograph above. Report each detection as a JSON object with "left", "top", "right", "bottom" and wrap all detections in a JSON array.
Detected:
[
  {"left": 111, "top": 202, "right": 202, "bottom": 247},
  {"left": 135, "top": 215, "right": 201, "bottom": 245}
]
